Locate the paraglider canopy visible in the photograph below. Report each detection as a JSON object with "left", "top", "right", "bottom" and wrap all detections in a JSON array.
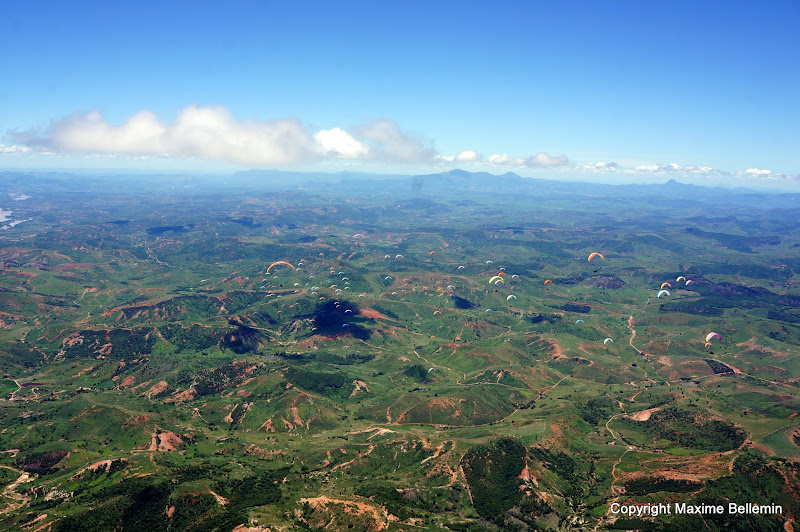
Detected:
[
  {"left": 267, "top": 260, "right": 296, "bottom": 273},
  {"left": 660, "top": 282, "right": 672, "bottom": 289},
  {"left": 657, "top": 290, "right": 670, "bottom": 298},
  {"left": 543, "top": 279, "right": 553, "bottom": 285},
  {"left": 588, "top": 252, "right": 605, "bottom": 262},
  {"left": 604, "top": 337, "right": 614, "bottom": 344},
  {"left": 705, "top": 332, "right": 721, "bottom": 343}
]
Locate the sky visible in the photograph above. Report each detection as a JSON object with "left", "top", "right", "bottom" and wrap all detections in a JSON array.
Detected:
[{"left": 1, "top": 0, "right": 799, "bottom": 189}]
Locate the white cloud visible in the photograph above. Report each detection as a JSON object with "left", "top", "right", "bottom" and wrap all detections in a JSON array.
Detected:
[
  {"left": 436, "top": 150, "right": 480, "bottom": 163},
  {"left": 0, "top": 144, "right": 32, "bottom": 154},
  {"left": 488, "top": 152, "right": 569, "bottom": 168},
  {"left": 633, "top": 162, "right": 720, "bottom": 175},
  {"left": 15, "top": 108, "right": 447, "bottom": 167},
  {"left": 455, "top": 150, "right": 480, "bottom": 162},
  {"left": 744, "top": 168, "right": 771, "bottom": 175},
  {"left": 31, "top": 106, "right": 314, "bottom": 166},
  {"left": 489, "top": 153, "right": 526, "bottom": 166},
  {"left": 313, "top": 127, "right": 369, "bottom": 159},
  {"left": 575, "top": 161, "right": 619, "bottom": 171},
  {"left": 524, "top": 152, "right": 570, "bottom": 167},
  {"left": 354, "top": 119, "right": 437, "bottom": 163}
]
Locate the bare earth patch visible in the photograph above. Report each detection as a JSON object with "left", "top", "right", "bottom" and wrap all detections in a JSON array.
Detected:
[
  {"left": 628, "top": 407, "right": 662, "bottom": 422},
  {"left": 349, "top": 380, "right": 371, "bottom": 398},
  {"left": 145, "top": 380, "right": 169, "bottom": 398},
  {"left": 298, "top": 496, "right": 389, "bottom": 531}
]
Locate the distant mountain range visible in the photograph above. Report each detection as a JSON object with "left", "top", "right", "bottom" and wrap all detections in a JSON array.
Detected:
[{"left": 3, "top": 169, "right": 799, "bottom": 208}]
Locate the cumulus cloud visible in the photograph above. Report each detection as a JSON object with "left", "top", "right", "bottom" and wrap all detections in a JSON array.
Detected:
[
  {"left": 488, "top": 153, "right": 525, "bottom": 166},
  {"left": 13, "top": 106, "right": 444, "bottom": 166},
  {"left": 488, "top": 152, "right": 569, "bottom": 168},
  {"left": 436, "top": 150, "right": 480, "bottom": 163},
  {"left": 313, "top": 127, "right": 369, "bottom": 159},
  {"left": 575, "top": 161, "right": 619, "bottom": 171},
  {"left": 0, "top": 144, "right": 33, "bottom": 154},
  {"left": 354, "top": 119, "right": 437, "bottom": 163},
  {"left": 525, "top": 152, "right": 570, "bottom": 167},
  {"left": 33, "top": 106, "right": 316, "bottom": 166},
  {"left": 744, "top": 168, "right": 771, "bottom": 175},
  {"left": 633, "top": 162, "right": 718, "bottom": 174}
]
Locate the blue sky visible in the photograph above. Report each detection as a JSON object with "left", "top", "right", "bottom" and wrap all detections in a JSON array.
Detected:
[{"left": 1, "top": 1, "right": 798, "bottom": 188}]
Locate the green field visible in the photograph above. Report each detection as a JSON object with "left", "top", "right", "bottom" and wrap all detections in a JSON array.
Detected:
[{"left": 1, "top": 171, "right": 800, "bottom": 530}]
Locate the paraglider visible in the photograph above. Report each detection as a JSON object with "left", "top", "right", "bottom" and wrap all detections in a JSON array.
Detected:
[
  {"left": 706, "top": 332, "right": 722, "bottom": 342},
  {"left": 660, "top": 282, "right": 672, "bottom": 289},
  {"left": 506, "top": 295, "right": 517, "bottom": 300},
  {"left": 385, "top": 276, "right": 393, "bottom": 281},
  {"left": 676, "top": 276, "right": 686, "bottom": 282},
  {"left": 489, "top": 276, "right": 504, "bottom": 285},
  {"left": 575, "top": 319, "right": 584, "bottom": 324},
  {"left": 685, "top": 280, "right": 694, "bottom": 285},
  {"left": 384, "top": 255, "right": 391, "bottom": 259},
  {"left": 342, "top": 323, "right": 349, "bottom": 327},
  {"left": 446, "top": 285, "right": 455, "bottom": 290},
  {"left": 345, "top": 309, "right": 352, "bottom": 313},
  {"left": 486, "top": 260, "right": 493, "bottom": 264},
  {"left": 588, "top": 252, "right": 605, "bottom": 262},
  {"left": 497, "top": 272, "right": 506, "bottom": 277},
  {"left": 485, "top": 309, "right": 492, "bottom": 312},
  {"left": 267, "top": 261, "right": 296, "bottom": 273},
  {"left": 429, "top": 251, "right": 437, "bottom": 255},
  {"left": 511, "top": 274, "right": 520, "bottom": 279},
  {"left": 657, "top": 290, "right": 670, "bottom": 298},
  {"left": 395, "top": 254, "right": 404, "bottom": 259},
  {"left": 353, "top": 233, "right": 365, "bottom": 239},
  {"left": 604, "top": 338, "right": 614, "bottom": 344},
  {"left": 544, "top": 279, "right": 553, "bottom": 285},
  {"left": 704, "top": 342, "right": 713, "bottom": 349}
]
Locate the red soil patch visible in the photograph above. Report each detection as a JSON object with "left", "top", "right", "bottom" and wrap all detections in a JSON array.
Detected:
[
  {"left": 359, "top": 308, "right": 388, "bottom": 320},
  {"left": 148, "top": 431, "right": 191, "bottom": 452},
  {"left": 172, "top": 387, "right": 197, "bottom": 402},
  {"left": 145, "top": 381, "right": 169, "bottom": 398}
]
